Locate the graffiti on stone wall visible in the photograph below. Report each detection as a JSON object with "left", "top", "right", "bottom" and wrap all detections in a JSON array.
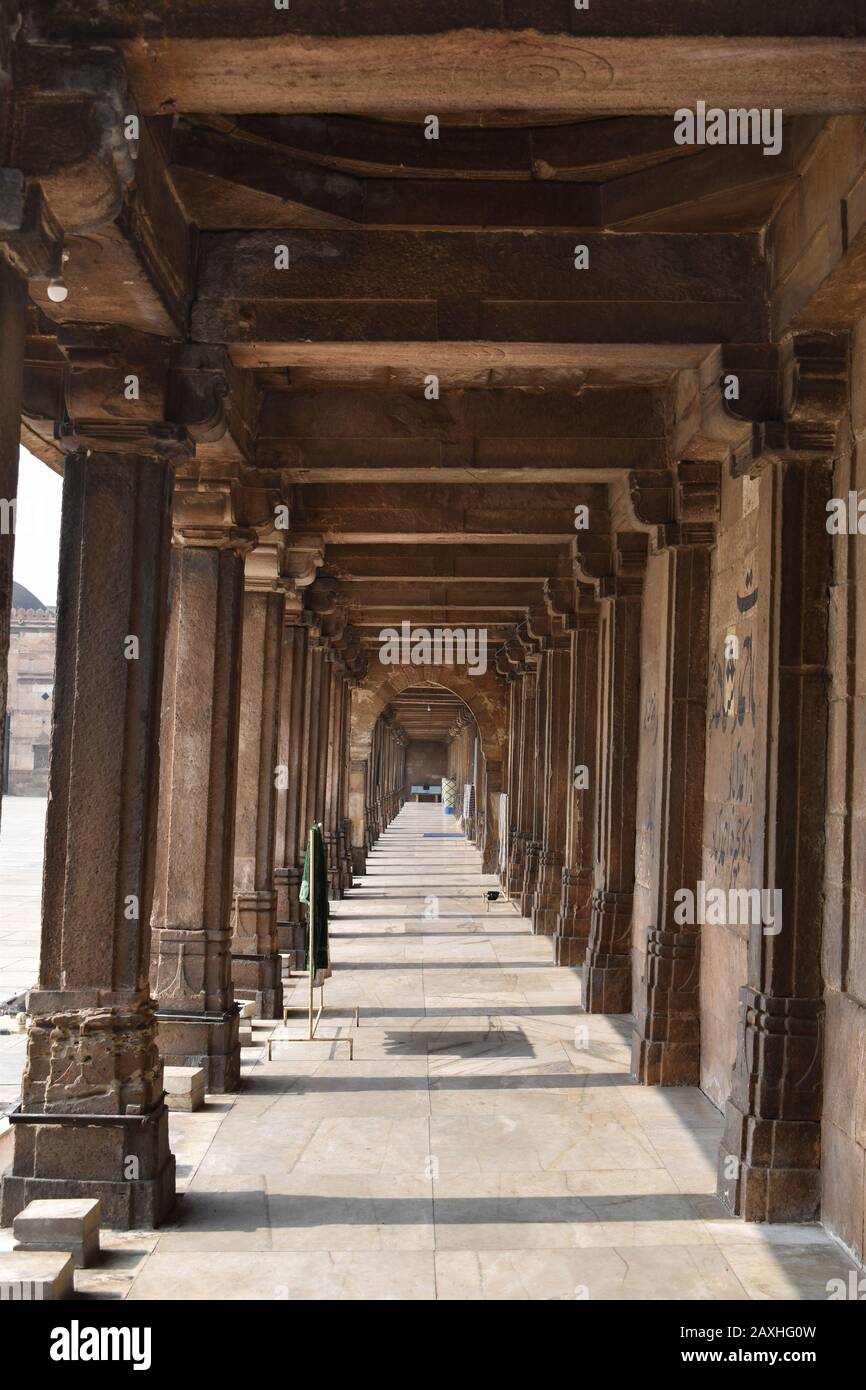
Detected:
[{"left": 707, "top": 568, "right": 758, "bottom": 887}]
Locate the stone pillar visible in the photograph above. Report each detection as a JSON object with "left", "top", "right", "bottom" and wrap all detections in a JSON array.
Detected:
[
  {"left": 230, "top": 545, "right": 288, "bottom": 1019},
  {"left": 324, "top": 656, "right": 344, "bottom": 896},
  {"left": 1, "top": 451, "right": 176, "bottom": 1229},
  {"left": 532, "top": 625, "right": 573, "bottom": 936},
  {"left": 316, "top": 651, "right": 333, "bottom": 854},
  {"left": 274, "top": 613, "right": 310, "bottom": 956},
  {"left": 0, "top": 260, "right": 25, "bottom": 818},
  {"left": 717, "top": 458, "right": 831, "bottom": 1222},
  {"left": 272, "top": 534, "right": 325, "bottom": 955},
  {"left": 631, "top": 544, "right": 711, "bottom": 1084},
  {"left": 502, "top": 674, "right": 519, "bottom": 877},
  {"left": 364, "top": 726, "right": 377, "bottom": 850},
  {"left": 337, "top": 676, "right": 354, "bottom": 889},
  {"left": 301, "top": 631, "right": 326, "bottom": 846},
  {"left": 482, "top": 758, "right": 503, "bottom": 874},
  {"left": 520, "top": 626, "right": 548, "bottom": 917},
  {"left": 583, "top": 580, "right": 643, "bottom": 1014},
  {"left": 555, "top": 590, "right": 600, "bottom": 966},
  {"left": 150, "top": 480, "right": 254, "bottom": 1093},
  {"left": 509, "top": 652, "right": 536, "bottom": 897},
  {"left": 348, "top": 757, "right": 368, "bottom": 874}
]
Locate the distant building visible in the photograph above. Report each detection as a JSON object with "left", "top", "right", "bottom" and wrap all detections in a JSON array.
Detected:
[{"left": 4, "top": 581, "right": 55, "bottom": 795}]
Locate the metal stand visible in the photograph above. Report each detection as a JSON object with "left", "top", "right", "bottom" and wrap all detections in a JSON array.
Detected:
[{"left": 267, "top": 825, "right": 360, "bottom": 1061}]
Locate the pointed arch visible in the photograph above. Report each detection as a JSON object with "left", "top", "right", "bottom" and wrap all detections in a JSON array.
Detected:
[{"left": 350, "top": 663, "right": 506, "bottom": 761}]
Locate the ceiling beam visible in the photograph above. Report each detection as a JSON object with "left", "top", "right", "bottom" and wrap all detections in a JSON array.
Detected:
[
  {"left": 122, "top": 33, "right": 866, "bottom": 117},
  {"left": 192, "top": 228, "right": 768, "bottom": 346},
  {"left": 323, "top": 544, "right": 574, "bottom": 581},
  {"left": 295, "top": 482, "right": 602, "bottom": 543},
  {"left": 229, "top": 340, "right": 715, "bottom": 377}
]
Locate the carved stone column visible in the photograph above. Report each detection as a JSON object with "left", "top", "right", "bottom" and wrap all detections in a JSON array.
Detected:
[
  {"left": 1, "top": 451, "right": 176, "bottom": 1228},
  {"left": 230, "top": 541, "right": 288, "bottom": 1020},
  {"left": 631, "top": 543, "right": 712, "bottom": 1084},
  {"left": 718, "top": 457, "right": 831, "bottom": 1221},
  {"left": 274, "top": 613, "right": 311, "bottom": 956},
  {"left": 520, "top": 619, "right": 548, "bottom": 917},
  {"left": 0, "top": 260, "right": 25, "bottom": 819},
  {"left": 273, "top": 534, "right": 324, "bottom": 956},
  {"left": 324, "top": 654, "right": 344, "bottom": 895},
  {"left": 533, "top": 583, "right": 575, "bottom": 935},
  {"left": 555, "top": 588, "right": 600, "bottom": 966},
  {"left": 509, "top": 642, "right": 536, "bottom": 898},
  {"left": 348, "top": 757, "right": 368, "bottom": 874},
  {"left": 482, "top": 758, "right": 504, "bottom": 874},
  {"left": 150, "top": 479, "right": 255, "bottom": 1093},
  {"left": 583, "top": 540, "right": 645, "bottom": 1014},
  {"left": 337, "top": 673, "right": 355, "bottom": 889}
]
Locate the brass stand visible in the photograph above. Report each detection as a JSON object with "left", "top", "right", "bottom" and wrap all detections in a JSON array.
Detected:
[{"left": 267, "top": 826, "right": 360, "bottom": 1061}]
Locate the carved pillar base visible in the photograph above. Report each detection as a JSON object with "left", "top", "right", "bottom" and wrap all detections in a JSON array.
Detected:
[
  {"left": 519, "top": 841, "right": 541, "bottom": 917},
  {"left": 631, "top": 927, "right": 701, "bottom": 1085},
  {"left": 324, "top": 832, "right": 342, "bottom": 898},
  {"left": 231, "top": 890, "right": 283, "bottom": 1019},
  {"left": 275, "top": 866, "right": 304, "bottom": 957},
  {"left": 531, "top": 848, "right": 564, "bottom": 936},
  {"left": 717, "top": 989, "right": 823, "bottom": 1222},
  {"left": 582, "top": 890, "right": 633, "bottom": 1014},
  {"left": 156, "top": 1007, "right": 241, "bottom": 1094},
  {"left": 1, "top": 992, "right": 175, "bottom": 1229},
  {"left": 339, "top": 820, "right": 353, "bottom": 889},
  {"left": 507, "top": 831, "right": 525, "bottom": 897},
  {"left": 554, "top": 868, "right": 593, "bottom": 966}
]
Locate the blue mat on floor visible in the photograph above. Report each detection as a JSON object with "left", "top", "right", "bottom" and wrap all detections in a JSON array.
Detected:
[{"left": 422, "top": 833, "right": 465, "bottom": 838}]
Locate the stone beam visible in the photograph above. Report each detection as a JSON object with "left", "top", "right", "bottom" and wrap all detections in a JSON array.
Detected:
[
  {"left": 230, "top": 341, "right": 716, "bottom": 380},
  {"left": 324, "top": 544, "right": 574, "bottom": 582},
  {"left": 295, "top": 482, "right": 604, "bottom": 545},
  {"left": 343, "top": 580, "right": 544, "bottom": 610},
  {"left": 192, "top": 229, "right": 769, "bottom": 346},
  {"left": 118, "top": 32, "right": 866, "bottom": 118}
]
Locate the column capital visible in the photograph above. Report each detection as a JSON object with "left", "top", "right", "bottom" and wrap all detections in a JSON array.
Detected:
[{"left": 171, "top": 478, "right": 256, "bottom": 551}]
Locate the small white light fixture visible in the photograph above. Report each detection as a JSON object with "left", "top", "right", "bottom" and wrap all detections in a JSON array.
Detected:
[{"left": 47, "top": 278, "right": 68, "bottom": 303}]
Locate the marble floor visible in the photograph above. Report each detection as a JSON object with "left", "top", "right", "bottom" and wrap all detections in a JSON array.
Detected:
[{"left": 1, "top": 802, "right": 861, "bottom": 1300}]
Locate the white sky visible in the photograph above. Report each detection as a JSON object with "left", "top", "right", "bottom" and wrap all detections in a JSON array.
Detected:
[{"left": 12, "top": 446, "right": 63, "bottom": 607}]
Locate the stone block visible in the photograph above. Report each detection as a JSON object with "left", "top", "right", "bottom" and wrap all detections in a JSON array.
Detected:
[
  {"left": 0, "top": 1250, "right": 75, "bottom": 1301},
  {"left": 13, "top": 1197, "right": 101, "bottom": 1268},
  {"left": 163, "top": 1066, "right": 206, "bottom": 1113},
  {"left": 238, "top": 1023, "right": 254, "bottom": 1047}
]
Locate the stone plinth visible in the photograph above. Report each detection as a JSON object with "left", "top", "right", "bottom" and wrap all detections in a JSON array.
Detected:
[
  {"left": 13, "top": 1197, "right": 101, "bottom": 1268},
  {"left": 0, "top": 1251, "right": 75, "bottom": 1301},
  {"left": 163, "top": 1067, "right": 205, "bottom": 1113}
]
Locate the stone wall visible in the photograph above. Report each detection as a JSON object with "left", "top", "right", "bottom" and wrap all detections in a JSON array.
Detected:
[
  {"left": 405, "top": 740, "right": 447, "bottom": 789},
  {"left": 822, "top": 338, "right": 866, "bottom": 1260}
]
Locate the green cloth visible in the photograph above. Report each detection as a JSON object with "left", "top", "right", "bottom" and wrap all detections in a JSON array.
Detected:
[{"left": 299, "top": 822, "right": 330, "bottom": 976}]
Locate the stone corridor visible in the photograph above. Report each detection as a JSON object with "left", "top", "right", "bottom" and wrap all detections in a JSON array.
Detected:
[
  {"left": 11, "top": 804, "right": 845, "bottom": 1302},
  {"left": 4, "top": 3, "right": 866, "bottom": 1309}
]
